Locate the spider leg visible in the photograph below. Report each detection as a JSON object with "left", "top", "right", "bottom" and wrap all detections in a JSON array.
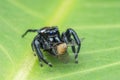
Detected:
[
  {"left": 31, "top": 41, "right": 36, "bottom": 56},
  {"left": 21, "top": 29, "right": 38, "bottom": 38},
  {"left": 62, "top": 28, "right": 81, "bottom": 63},
  {"left": 33, "top": 39, "right": 52, "bottom": 67}
]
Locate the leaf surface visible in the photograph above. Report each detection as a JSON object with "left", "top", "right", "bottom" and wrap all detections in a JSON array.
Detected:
[{"left": 0, "top": 0, "right": 120, "bottom": 80}]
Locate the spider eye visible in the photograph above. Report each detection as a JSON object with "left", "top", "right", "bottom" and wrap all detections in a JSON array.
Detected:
[
  {"left": 49, "top": 31, "right": 56, "bottom": 35},
  {"left": 49, "top": 31, "right": 53, "bottom": 35}
]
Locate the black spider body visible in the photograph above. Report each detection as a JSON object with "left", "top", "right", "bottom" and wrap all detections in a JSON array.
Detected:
[{"left": 22, "top": 26, "right": 81, "bottom": 67}]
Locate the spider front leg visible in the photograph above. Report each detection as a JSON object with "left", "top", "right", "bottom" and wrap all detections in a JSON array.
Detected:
[
  {"left": 32, "top": 38, "right": 52, "bottom": 67},
  {"left": 62, "top": 28, "right": 81, "bottom": 63},
  {"left": 31, "top": 41, "right": 36, "bottom": 56}
]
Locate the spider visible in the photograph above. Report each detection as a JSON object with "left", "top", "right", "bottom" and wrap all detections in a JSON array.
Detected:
[{"left": 22, "top": 26, "right": 81, "bottom": 67}]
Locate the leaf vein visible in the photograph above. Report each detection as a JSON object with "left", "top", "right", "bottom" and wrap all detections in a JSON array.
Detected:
[{"left": 47, "top": 61, "right": 120, "bottom": 80}]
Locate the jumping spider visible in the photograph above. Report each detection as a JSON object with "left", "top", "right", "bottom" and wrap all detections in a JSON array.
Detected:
[{"left": 22, "top": 26, "right": 81, "bottom": 67}]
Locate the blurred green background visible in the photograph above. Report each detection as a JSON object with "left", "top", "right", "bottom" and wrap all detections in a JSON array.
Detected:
[{"left": 0, "top": 0, "right": 120, "bottom": 80}]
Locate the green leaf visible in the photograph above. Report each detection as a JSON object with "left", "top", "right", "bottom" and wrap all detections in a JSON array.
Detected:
[{"left": 0, "top": 0, "right": 120, "bottom": 80}]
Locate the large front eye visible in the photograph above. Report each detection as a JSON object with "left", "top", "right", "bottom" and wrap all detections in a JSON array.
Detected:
[
  {"left": 49, "top": 31, "right": 53, "bottom": 35},
  {"left": 49, "top": 31, "right": 56, "bottom": 35}
]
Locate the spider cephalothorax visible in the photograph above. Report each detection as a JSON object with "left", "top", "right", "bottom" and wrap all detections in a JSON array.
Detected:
[{"left": 22, "top": 26, "right": 81, "bottom": 67}]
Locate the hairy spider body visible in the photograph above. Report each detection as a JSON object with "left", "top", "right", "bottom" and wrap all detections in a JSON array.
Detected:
[{"left": 22, "top": 26, "right": 81, "bottom": 67}]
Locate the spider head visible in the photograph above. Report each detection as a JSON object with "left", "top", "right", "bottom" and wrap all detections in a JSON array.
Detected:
[
  {"left": 48, "top": 26, "right": 58, "bottom": 36},
  {"left": 40, "top": 26, "right": 59, "bottom": 37}
]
